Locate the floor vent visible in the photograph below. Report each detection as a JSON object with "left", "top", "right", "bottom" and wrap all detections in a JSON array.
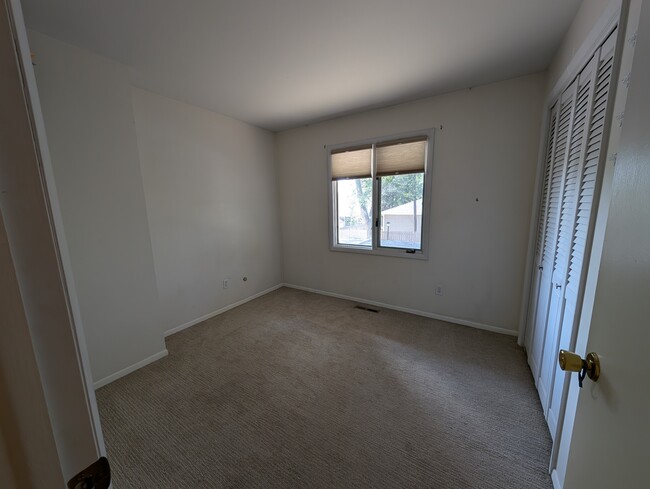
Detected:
[{"left": 354, "top": 305, "right": 380, "bottom": 313}]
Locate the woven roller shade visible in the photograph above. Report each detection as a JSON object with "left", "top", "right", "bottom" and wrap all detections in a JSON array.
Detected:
[
  {"left": 376, "top": 137, "right": 427, "bottom": 176},
  {"left": 331, "top": 145, "right": 372, "bottom": 180}
]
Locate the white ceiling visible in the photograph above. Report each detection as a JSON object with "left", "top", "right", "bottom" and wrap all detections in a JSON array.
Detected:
[{"left": 21, "top": 0, "right": 582, "bottom": 131}]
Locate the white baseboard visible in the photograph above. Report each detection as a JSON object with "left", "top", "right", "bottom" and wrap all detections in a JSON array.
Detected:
[
  {"left": 282, "top": 283, "right": 518, "bottom": 336},
  {"left": 164, "top": 284, "right": 284, "bottom": 338},
  {"left": 94, "top": 349, "right": 168, "bottom": 389},
  {"left": 551, "top": 469, "right": 562, "bottom": 489},
  {"left": 93, "top": 285, "right": 283, "bottom": 389}
]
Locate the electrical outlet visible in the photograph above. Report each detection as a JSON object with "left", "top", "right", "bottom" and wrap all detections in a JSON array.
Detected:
[
  {"left": 435, "top": 285, "right": 443, "bottom": 296},
  {"left": 223, "top": 279, "right": 230, "bottom": 289}
]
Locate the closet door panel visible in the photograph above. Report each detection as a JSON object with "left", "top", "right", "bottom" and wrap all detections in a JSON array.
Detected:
[
  {"left": 531, "top": 86, "right": 574, "bottom": 386},
  {"left": 525, "top": 103, "right": 558, "bottom": 367},
  {"left": 528, "top": 101, "right": 559, "bottom": 382},
  {"left": 536, "top": 80, "right": 577, "bottom": 403}
]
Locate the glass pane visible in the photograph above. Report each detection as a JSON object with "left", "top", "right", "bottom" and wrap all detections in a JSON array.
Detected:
[
  {"left": 379, "top": 173, "right": 424, "bottom": 250},
  {"left": 336, "top": 178, "right": 373, "bottom": 247}
]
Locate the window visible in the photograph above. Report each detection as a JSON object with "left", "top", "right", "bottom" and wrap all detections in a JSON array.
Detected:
[{"left": 328, "top": 130, "right": 434, "bottom": 258}]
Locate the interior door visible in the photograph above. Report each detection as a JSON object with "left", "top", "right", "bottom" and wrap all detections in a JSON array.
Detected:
[
  {"left": 1, "top": 0, "right": 105, "bottom": 485},
  {"left": 562, "top": 2, "right": 650, "bottom": 485}
]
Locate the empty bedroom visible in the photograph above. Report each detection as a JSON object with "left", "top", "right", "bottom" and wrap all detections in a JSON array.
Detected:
[{"left": 2, "top": 0, "right": 649, "bottom": 488}]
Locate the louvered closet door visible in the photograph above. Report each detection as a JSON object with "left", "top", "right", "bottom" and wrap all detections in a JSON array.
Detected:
[
  {"left": 524, "top": 103, "right": 558, "bottom": 360},
  {"left": 545, "top": 29, "right": 617, "bottom": 439},
  {"left": 529, "top": 84, "right": 575, "bottom": 384},
  {"left": 539, "top": 55, "right": 598, "bottom": 434},
  {"left": 534, "top": 81, "right": 578, "bottom": 393}
]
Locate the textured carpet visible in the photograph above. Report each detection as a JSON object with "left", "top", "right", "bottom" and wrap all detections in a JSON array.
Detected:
[{"left": 96, "top": 287, "right": 552, "bottom": 488}]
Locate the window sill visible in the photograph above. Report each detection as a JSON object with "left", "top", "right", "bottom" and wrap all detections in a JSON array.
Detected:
[{"left": 329, "top": 244, "right": 428, "bottom": 260}]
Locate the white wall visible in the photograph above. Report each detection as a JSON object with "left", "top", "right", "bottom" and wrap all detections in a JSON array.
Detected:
[
  {"left": 28, "top": 30, "right": 284, "bottom": 384},
  {"left": 131, "top": 88, "right": 283, "bottom": 334},
  {"left": 276, "top": 73, "right": 546, "bottom": 333},
  {"left": 28, "top": 31, "right": 166, "bottom": 384},
  {"left": 547, "top": 0, "right": 621, "bottom": 96},
  {"left": 27, "top": 23, "right": 547, "bottom": 385}
]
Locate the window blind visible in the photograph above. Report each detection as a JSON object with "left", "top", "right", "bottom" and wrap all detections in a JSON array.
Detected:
[
  {"left": 376, "top": 136, "right": 427, "bottom": 176},
  {"left": 330, "top": 145, "right": 372, "bottom": 180}
]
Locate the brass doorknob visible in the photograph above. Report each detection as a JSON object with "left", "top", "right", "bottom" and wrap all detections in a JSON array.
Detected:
[{"left": 558, "top": 350, "right": 601, "bottom": 382}]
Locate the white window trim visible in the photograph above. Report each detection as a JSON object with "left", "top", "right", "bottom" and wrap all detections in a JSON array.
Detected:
[{"left": 326, "top": 128, "right": 435, "bottom": 260}]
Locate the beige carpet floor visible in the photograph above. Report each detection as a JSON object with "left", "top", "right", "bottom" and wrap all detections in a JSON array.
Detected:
[{"left": 96, "top": 287, "right": 552, "bottom": 488}]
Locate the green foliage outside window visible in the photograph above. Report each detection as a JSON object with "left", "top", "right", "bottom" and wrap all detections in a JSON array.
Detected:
[{"left": 353, "top": 173, "right": 423, "bottom": 230}]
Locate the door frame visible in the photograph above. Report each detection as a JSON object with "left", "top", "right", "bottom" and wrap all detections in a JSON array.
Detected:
[{"left": 1, "top": 0, "right": 105, "bottom": 484}]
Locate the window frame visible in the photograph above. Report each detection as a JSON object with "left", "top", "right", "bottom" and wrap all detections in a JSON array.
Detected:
[{"left": 327, "top": 129, "right": 435, "bottom": 260}]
